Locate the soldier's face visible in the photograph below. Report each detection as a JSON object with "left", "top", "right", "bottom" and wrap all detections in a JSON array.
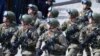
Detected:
[
  {"left": 21, "top": 21, "right": 31, "bottom": 29},
  {"left": 28, "top": 8, "right": 36, "bottom": 15},
  {"left": 47, "top": 12, "right": 52, "bottom": 18},
  {"left": 21, "top": 21, "right": 27, "bottom": 26},
  {"left": 28, "top": 8, "right": 33, "bottom": 15},
  {"left": 3, "top": 17, "right": 10, "bottom": 26},
  {"left": 82, "top": 4, "right": 87, "bottom": 9}
]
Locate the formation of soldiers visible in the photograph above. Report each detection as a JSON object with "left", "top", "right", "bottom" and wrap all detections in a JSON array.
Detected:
[{"left": 0, "top": 0, "right": 100, "bottom": 56}]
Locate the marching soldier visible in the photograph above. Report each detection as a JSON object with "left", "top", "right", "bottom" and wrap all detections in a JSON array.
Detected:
[
  {"left": 90, "top": 13, "right": 100, "bottom": 56},
  {"left": 78, "top": 0, "right": 93, "bottom": 56},
  {"left": 79, "top": 13, "right": 100, "bottom": 56},
  {"left": 77, "top": 17, "right": 92, "bottom": 56},
  {"left": 27, "top": 4, "right": 44, "bottom": 29},
  {"left": 47, "top": 8, "right": 59, "bottom": 18},
  {"left": 47, "top": 8, "right": 59, "bottom": 22},
  {"left": 11, "top": 14, "right": 39, "bottom": 56},
  {"left": 0, "top": 11, "right": 18, "bottom": 56},
  {"left": 61, "top": 9, "right": 81, "bottom": 56},
  {"left": 37, "top": 9, "right": 59, "bottom": 36},
  {"left": 80, "top": 0, "right": 93, "bottom": 25},
  {"left": 61, "top": 9, "right": 79, "bottom": 31},
  {"left": 36, "top": 19, "right": 68, "bottom": 56}
]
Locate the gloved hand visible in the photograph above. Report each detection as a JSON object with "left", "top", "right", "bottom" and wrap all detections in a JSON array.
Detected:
[{"left": 36, "top": 48, "right": 43, "bottom": 56}]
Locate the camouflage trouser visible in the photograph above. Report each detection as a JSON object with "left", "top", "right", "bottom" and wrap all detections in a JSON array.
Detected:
[
  {"left": 77, "top": 45, "right": 91, "bottom": 56},
  {"left": 67, "top": 44, "right": 80, "bottom": 56},
  {"left": 21, "top": 50, "right": 35, "bottom": 56},
  {"left": 92, "top": 49, "right": 100, "bottom": 56},
  {"left": 3, "top": 49, "right": 17, "bottom": 56}
]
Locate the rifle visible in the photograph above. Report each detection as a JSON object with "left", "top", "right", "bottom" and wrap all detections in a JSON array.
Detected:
[
  {"left": 65, "top": 24, "right": 80, "bottom": 42},
  {"left": 85, "top": 27, "right": 100, "bottom": 43},
  {"left": 36, "top": 31, "right": 62, "bottom": 56},
  {"left": 79, "top": 27, "right": 100, "bottom": 49},
  {"left": 1, "top": 31, "right": 15, "bottom": 49},
  {"left": 10, "top": 30, "right": 30, "bottom": 52}
]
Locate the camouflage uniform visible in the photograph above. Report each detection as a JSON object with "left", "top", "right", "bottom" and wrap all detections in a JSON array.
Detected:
[
  {"left": 83, "top": 13, "right": 100, "bottom": 56},
  {"left": 80, "top": 0, "right": 93, "bottom": 25},
  {"left": 37, "top": 9, "right": 59, "bottom": 36},
  {"left": 36, "top": 19, "right": 68, "bottom": 56},
  {"left": 61, "top": 9, "right": 81, "bottom": 56},
  {"left": 78, "top": 25, "right": 92, "bottom": 56},
  {"left": 65, "top": 21, "right": 81, "bottom": 56},
  {"left": 0, "top": 11, "right": 18, "bottom": 56},
  {"left": 27, "top": 4, "right": 42, "bottom": 28},
  {"left": 77, "top": 1, "right": 93, "bottom": 56},
  {"left": 11, "top": 14, "right": 39, "bottom": 56}
]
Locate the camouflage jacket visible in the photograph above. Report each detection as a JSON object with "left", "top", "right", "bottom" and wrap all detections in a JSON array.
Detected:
[
  {"left": 61, "top": 19, "right": 81, "bottom": 44},
  {"left": 80, "top": 8, "right": 93, "bottom": 22},
  {"left": 0, "top": 23, "right": 18, "bottom": 48},
  {"left": 36, "top": 28, "right": 68, "bottom": 53},
  {"left": 11, "top": 26, "right": 39, "bottom": 51},
  {"left": 79, "top": 24, "right": 99, "bottom": 46}
]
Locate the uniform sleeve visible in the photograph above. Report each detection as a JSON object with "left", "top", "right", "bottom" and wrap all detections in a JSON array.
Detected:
[
  {"left": 31, "top": 30, "right": 39, "bottom": 40},
  {"left": 37, "top": 23, "right": 48, "bottom": 35},
  {"left": 54, "top": 34, "right": 68, "bottom": 51},
  {"left": 88, "top": 11, "right": 93, "bottom": 18},
  {"left": 36, "top": 33, "right": 45, "bottom": 49},
  {"left": 34, "top": 19, "right": 41, "bottom": 28},
  {"left": 61, "top": 22, "right": 68, "bottom": 31},
  {"left": 10, "top": 30, "right": 19, "bottom": 44},
  {"left": 79, "top": 27, "right": 87, "bottom": 44}
]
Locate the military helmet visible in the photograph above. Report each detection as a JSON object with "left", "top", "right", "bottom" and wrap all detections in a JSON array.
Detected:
[
  {"left": 48, "top": 19, "right": 59, "bottom": 27},
  {"left": 21, "top": 14, "right": 33, "bottom": 24},
  {"left": 92, "top": 13, "right": 100, "bottom": 24},
  {"left": 82, "top": 0, "right": 92, "bottom": 7},
  {"left": 49, "top": 9, "right": 59, "bottom": 18},
  {"left": 3, "top": 11, "right": 16, "bottom": 22},
  {"left": 28, "top": 4, "right": 38, "bottom": 11},
  {"left": 67, "top": 9, "right": 79, "bottom": 17}
]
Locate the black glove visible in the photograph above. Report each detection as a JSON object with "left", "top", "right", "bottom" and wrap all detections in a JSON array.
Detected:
[
  {"left": 36, "top": 48, "right": 43, "bottom": 56},
  {"left": 10, "top": 42, "right": 19, "bottom": 52}
]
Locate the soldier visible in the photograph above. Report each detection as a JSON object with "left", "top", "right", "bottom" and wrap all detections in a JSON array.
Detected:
[
  {"left": 47, "top": 9, "right": 59, "bottom": 18},
  {"left": 28, "top": 4, "right": 47, "bottom": 36},
  {"left": 36, "top": 19, "right": 68, "bottom": 56},
  {"left": 77, "top": 17, "right": 92, "bottom": 56},
  {"left": 0, "top": 11, "right": 18, "bottom": 56},
  {"left": 46, "top": 8, "right": 59, "bottom": 22},
  {"left": 90, "top": 13, "right": 100, "bottom": 56},
  {"left": 37, "top": 8, "right": 59, "bottom": 36},
  {"left": 79, "top": 13, "right": 100, "bottom": 56},
  {"left": 27, "top": 4, "right": 42, "bottom": 28},
  {"left": 11, "top": 14, "right": 39, "bottom": 56},
  {"left": 61, "top": 9, "right": 79, "bottom": 31},
  {"left": 61, "top": 9, "right": 81, "bottom": 56},
  {"left": 80, "top": 0, "right": 93, "bottom": 25},
  {"left": 77, "top": 1, "right": 93, "bottom": 56}
]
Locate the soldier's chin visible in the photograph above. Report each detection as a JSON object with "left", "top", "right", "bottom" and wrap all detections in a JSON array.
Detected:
[{"left": 28, "top": 13, "right": 32, "bottom": 15}]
